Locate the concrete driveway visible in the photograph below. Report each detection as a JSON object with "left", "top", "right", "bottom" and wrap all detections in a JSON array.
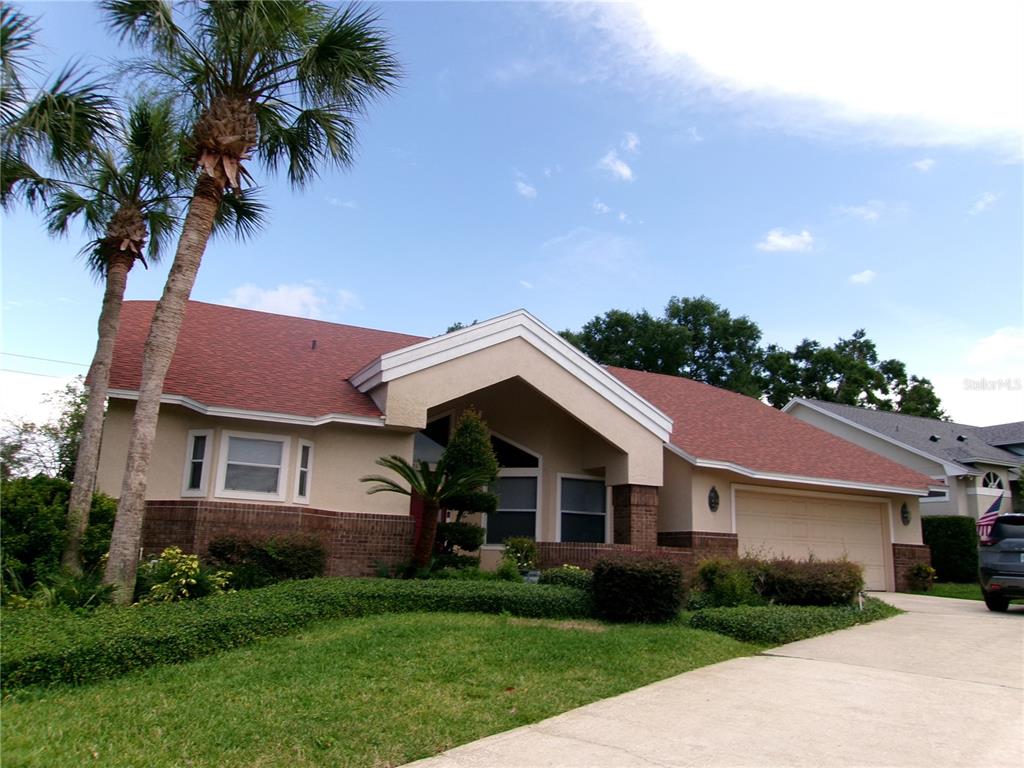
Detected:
[{"left": 406, "top": 594, "right": 1023, "bottom": 768}]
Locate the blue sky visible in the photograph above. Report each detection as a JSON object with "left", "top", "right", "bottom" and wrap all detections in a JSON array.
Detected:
[{"left": 2, "top": 1, "right": 1022, "bottom": 426}]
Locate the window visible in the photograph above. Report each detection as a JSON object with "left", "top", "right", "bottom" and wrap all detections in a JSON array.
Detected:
[
  {"left": 294, "top": 440, "right": 313, "bottom": 504},
  {"left": 559, "top": 477, "right": 607, "bottom": 543},
  {"left": 216, "top": 431, "right": 290, "bottom": 501},
  {"left": 181, "top": 429, "right": 213, "bottom": 496},
  {"left": 414, "top": 414, "right": 450, "bottom": 464},
  {"left": 484, "top": 434, "right": 540, "bottom": 545},
  {"left": 487, "top": 475, "right": 538, "bottom": 544},
  {"left": 982, "top": 472, "right": 1004, "bottom": 490}
]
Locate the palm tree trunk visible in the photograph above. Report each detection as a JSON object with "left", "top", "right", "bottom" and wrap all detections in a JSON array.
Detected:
[
  {"left": 412, "top": 499, "right": 440, "bottom": 571},
  {"left": 103, "top": 174, "right": 224, "bottom": 603},
  {"left": 62, "top": 252, "right": 134, "bottom": 576}
]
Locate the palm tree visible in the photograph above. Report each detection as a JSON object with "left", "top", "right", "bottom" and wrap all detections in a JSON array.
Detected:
[
  {"left": 362, "top": 456, "right": 499, "bottom": 571},
  {"left": 48, "top": 97, "right": 267, "bottom": 576},
  {"left": 98, "top": 0, "right": 399, "bottom": 602},
  {"left": 1, "top": 5, "right": 115, "bottom": 208}
]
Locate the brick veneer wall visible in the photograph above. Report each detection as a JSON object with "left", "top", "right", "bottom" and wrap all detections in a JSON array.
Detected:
[
  {"left": 892, "top": 543, "right": 932, "bottom": 592},
  {"left": 612, "top": 484, "right": 659, "bottom": 548},
  {"left": 658, "top": 531, "right": 739, "bottom": 561},
  {"left": 536, "top": 542, "right": 696, "bottom": 579},
  {"left": 143, "top": 500, "right": 414, "bottom": 577}
]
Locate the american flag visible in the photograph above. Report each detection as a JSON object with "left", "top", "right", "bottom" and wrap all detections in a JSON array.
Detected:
[{"left": 977, "top": 494, "right": 1003, "bottom": 542}]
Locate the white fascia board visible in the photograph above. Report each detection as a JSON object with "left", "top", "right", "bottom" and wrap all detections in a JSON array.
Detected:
[
  {"left": 782, "top": 398, "right": 968, "bottom": 477},
  {"left": 959, "top": 456, "right": 1022, "bottom": 469},
  {"left": 106, "top": 389, "right": 386, "bottom": 428},
  {"left": 351, "top": 309, "right": 673, "bottom": 442},
  {"left": 664, "top": 442, "right": 929, "bottom": 497}
]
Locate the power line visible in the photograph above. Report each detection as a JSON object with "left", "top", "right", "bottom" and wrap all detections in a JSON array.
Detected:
[
  {"left": 0, "top": 368, "right": 80, "bottom": 379},
  {"left": 0, "top": 352, "right": 88, "bottom": 367}
]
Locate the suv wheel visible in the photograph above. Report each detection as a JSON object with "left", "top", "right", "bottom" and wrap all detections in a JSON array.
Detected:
[{"left": 983, "top": 590, "right": 1010, "bottom": 612}]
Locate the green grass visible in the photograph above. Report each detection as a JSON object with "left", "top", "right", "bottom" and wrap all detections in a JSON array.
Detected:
[
  {"left": 1, "top": 612, "right": 759, "bottom": 768},
  {"left": 913, "top": 582, "right": 984, "bottom": 600}
]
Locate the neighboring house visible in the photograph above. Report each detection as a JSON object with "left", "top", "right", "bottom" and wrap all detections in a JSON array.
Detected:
[
  {"left": 97, "top": 302, "right": 936, "bottom": 591},
  {"left": 784, "top": 399, "right": 1022, "bottom": 520}
]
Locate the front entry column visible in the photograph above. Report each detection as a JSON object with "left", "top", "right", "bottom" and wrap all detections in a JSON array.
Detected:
[{"left": 612, "top": 484, "right": 659, "bottom": 548}]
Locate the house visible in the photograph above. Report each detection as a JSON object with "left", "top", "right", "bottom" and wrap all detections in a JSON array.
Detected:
[
  {"left": 783, "top": 399, "right": 1022, "bottom": 519},
  {"left": 97, "top": 301, "right": 935, "bottom": 591}
]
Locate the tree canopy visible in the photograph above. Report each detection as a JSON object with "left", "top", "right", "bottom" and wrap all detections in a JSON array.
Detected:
[{"left": 562, "top": 296, "right": 946, "bottom": 419}]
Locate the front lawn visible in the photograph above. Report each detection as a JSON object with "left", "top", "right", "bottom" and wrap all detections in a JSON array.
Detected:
[
  {"left": 1, "top": 612, "right": 758, "bottom": 768},
  {"left": 913, "top": 582, "right": 983, "bottom": 600}
]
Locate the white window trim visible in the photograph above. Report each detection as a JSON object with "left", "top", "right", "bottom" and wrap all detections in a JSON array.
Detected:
[
  {"left": 181, "top": 429, "right": 213, "bottom": 497},
  {"left": 294, "top": 439, "right": 314, "bottom": 505},
  {"left": 215, "top": 429, "right": 291, "bottom": 502},
  {"left": 555, "top": 473, "right": 608, "bottom": 544},
  {"left": 482, "top": 432, "right": 542, "bottom": 549}
]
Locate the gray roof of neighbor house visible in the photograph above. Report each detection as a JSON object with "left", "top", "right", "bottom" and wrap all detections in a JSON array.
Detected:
[
  {"left": 787, "top": 399, "right": 1023, "bottom": 474},
  {"left": 976, "top": 421, "right": 1024, "bottom": 448}
]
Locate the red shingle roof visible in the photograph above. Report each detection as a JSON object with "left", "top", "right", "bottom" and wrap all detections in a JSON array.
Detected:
[
  {"left": 109, "top": 301, "right": 424, "bottom": 419},
  {"left": 109, "top": 301, "right": 931, "bottom": 490},
  {"left": 608, "top": 366, "right": 933, "bottom": 491}
]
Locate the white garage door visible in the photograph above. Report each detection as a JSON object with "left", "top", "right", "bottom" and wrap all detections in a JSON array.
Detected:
[{"left": 735, "top": 490, "right": 888, "bottom": 590}]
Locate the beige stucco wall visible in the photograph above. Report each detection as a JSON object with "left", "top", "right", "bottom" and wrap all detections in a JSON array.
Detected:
[
  {"left": 659, "top": 452, "right": 693, "bottom": 531},
  {"left": 97, "top": 400, "right": 413, "bottom": 516},
  {"left": 378, "top": 337, "right": 664, "bottom": 486},
  {"left": 435, "top": 378, "right": 620, "bottom": 544},
  {"left": 889, "top": 495, "right": 924, "bottom": 545}
]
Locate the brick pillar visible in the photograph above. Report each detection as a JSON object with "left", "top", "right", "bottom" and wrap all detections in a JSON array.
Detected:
[{"left": 612, "top": 485, "right": 659, "bottom": 549}]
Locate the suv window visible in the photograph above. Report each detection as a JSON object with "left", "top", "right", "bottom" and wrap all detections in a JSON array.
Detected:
[{"left": 991, "top": 519, "right": 1024, "bottom": 540}]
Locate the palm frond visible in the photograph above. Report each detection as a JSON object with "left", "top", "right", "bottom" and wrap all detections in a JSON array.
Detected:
[
  {"left": 1, "top": 6, "right": 39, "bottom": 103},
  {"left": 100, "top": 0, "right": 180, "bottom": 54},
  {"left": 212, "top": 187, "right": 268, "bottom": 242}
]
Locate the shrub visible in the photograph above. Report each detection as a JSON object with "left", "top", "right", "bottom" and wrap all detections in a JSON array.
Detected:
[
  {"left": 761, "top": 557, "right": 863, "bottom": 606},
  {"left": 539, "top": 565, "right": 593, "bottom": 591},
  {"left": 206, "top": 534, "right": 327, "bottom": 589},
  {"left": 922, "top": 516, "right": 977, "bottom": 582},
  {"left": 433, "top": 522, "right": 485, "bottom": 571},
  {"left": 908, "top": 563, "right": 937, "bottom": 591},
  {"left": 1, "top": 578, "right": 592, "bottom": 690},
  {"left": 494, "top": 556, "right": 523, "bottom": 582},
  {"left": 592, "top": 557, "right": 685, "bottom": 623},
  {"left": 503, "top": 537, "right": 538, "bottom": 571},
  {"left": 29, "top": 570, "right": 113, "bottom": 610},
  {"left": 693, "top": 558, "right": 763, "bottom": 607},
  {"left": 688, "top": 599, "right": 899, "bottom": 645},
  {"left": 0, "top": 476, "right": 115, "bottom": 590},
  {"left": 692, "top": 556, "right": 862, "bottom": 608},
  {"left": 135, "top": 547, "right": 231, "bottom": 603}
]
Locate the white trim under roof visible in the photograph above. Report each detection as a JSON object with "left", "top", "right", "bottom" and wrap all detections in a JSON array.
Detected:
[
  {"left": 106, "top": 389, "right": 386, "bottom": 428},
  {"left": 782, "top": 398, "right": 971, "bottom": 476},
  {"left": 664, "top": 442, "right": 929, "bottom": 497},
  {"left": 350, "top": 309, "right": 673, "bottom": 442}
]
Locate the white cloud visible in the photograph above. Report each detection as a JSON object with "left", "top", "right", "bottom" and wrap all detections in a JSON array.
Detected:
[
  {"left": 326, "top": 197, "right": 358, "bottom": 209},
  {"left": 592, "top": 199, "right": 611, "bottom": 214},
  {"left": 836, "top": 201, "right": 884, "bottom": 221},
  {"left": 755, "top": 228, "right": 814, "bottom": 252},
  {"left": 969, "top": 191, "right": 999, "bottom": 215},
  {"left": 849, "top": 269, "right": 877, "bottom": 284},
  {"left": 519, "top": 280, "right": 534, "bottom": 289},
  {"left": 223, "top": 282, "right": 361, "bottom": 319},
  {"left": 686, "top": 126, "right": 704, "bottom": 143},
  {"left": 618, "top": 211, "right": 631, "bottom": 223},
  {"left": 598, "top": 149, "right": 634, "bottom": 181},
  {"left": 911, "top": 158, "right": 936, "bottom": 172},
  {"left": 621, "top": 131, "right": 640, "bottom": 153},
  {"left": 515, "top": 179, "right": 537, "bottom": 199},
  {"left": 966, "top": 326, "right": 1024, "bottom": 367},
  {"left": 565, "top": 2, "right": 1024, "bottom": 156}
]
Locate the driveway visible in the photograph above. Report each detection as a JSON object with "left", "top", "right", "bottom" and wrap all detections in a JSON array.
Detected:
[{"left": 406, "top": 594, "right": 1023, "bottom": 767}]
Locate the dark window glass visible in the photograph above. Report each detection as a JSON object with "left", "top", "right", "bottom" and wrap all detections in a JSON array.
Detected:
[
  {"left": 300, "top": 444, "right": 311, "bottom": 469},
  {"left": 486, "top": 476, "right": 537, "bottom": 544},
  {"left": 561, "top": 479, "right": 604, "bottom": 513},
  {"left": 191, "top": 434, "right": 207, "bottom": 461},
  {"left": 992, "top": 520, "right": 1024, "bottom": 540},
  {"left": 188, "top": 460, "right": 203, "bottom": 490},
  {"left": 491, "top": 436, "right": 539, "bottom": 468},
  {"left": 422, "top": 415, "right": 451, "bottom": 448},
  {"left": 297, "top": 471, "right": 308, "bottom": 498},
  {"left": 225, "top": 464, "right": 279, "bottom": 493},
  {"left": 561, "top": 513, "right": 605, "bottom": 543}
]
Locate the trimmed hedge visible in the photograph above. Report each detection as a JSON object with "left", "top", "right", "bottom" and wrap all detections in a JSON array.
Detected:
[
  {"left": 922, "top": 516, "right": 977, "bottom": 582},
  {"left": 693, "top": 556, "right": 863, "bottom": 607},
  {"left": 592, "top": 558, "right": 684, "bottom": 623},
  {"left": 539, "top": 565, "right": 593, "bottom": 591},
  {"left": 206, "top": 534, "right": 327, "bottom": 589},
  {"left": 1, "top": 578, "right": 591, "bottom": 691},
  {"left": 688, "top": 598, "right": 899, "bottom": 645}
]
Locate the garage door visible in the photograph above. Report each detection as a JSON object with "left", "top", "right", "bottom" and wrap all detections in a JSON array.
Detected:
[{"left": 735, "top": 491, "right": 888, "bottom": 590}]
